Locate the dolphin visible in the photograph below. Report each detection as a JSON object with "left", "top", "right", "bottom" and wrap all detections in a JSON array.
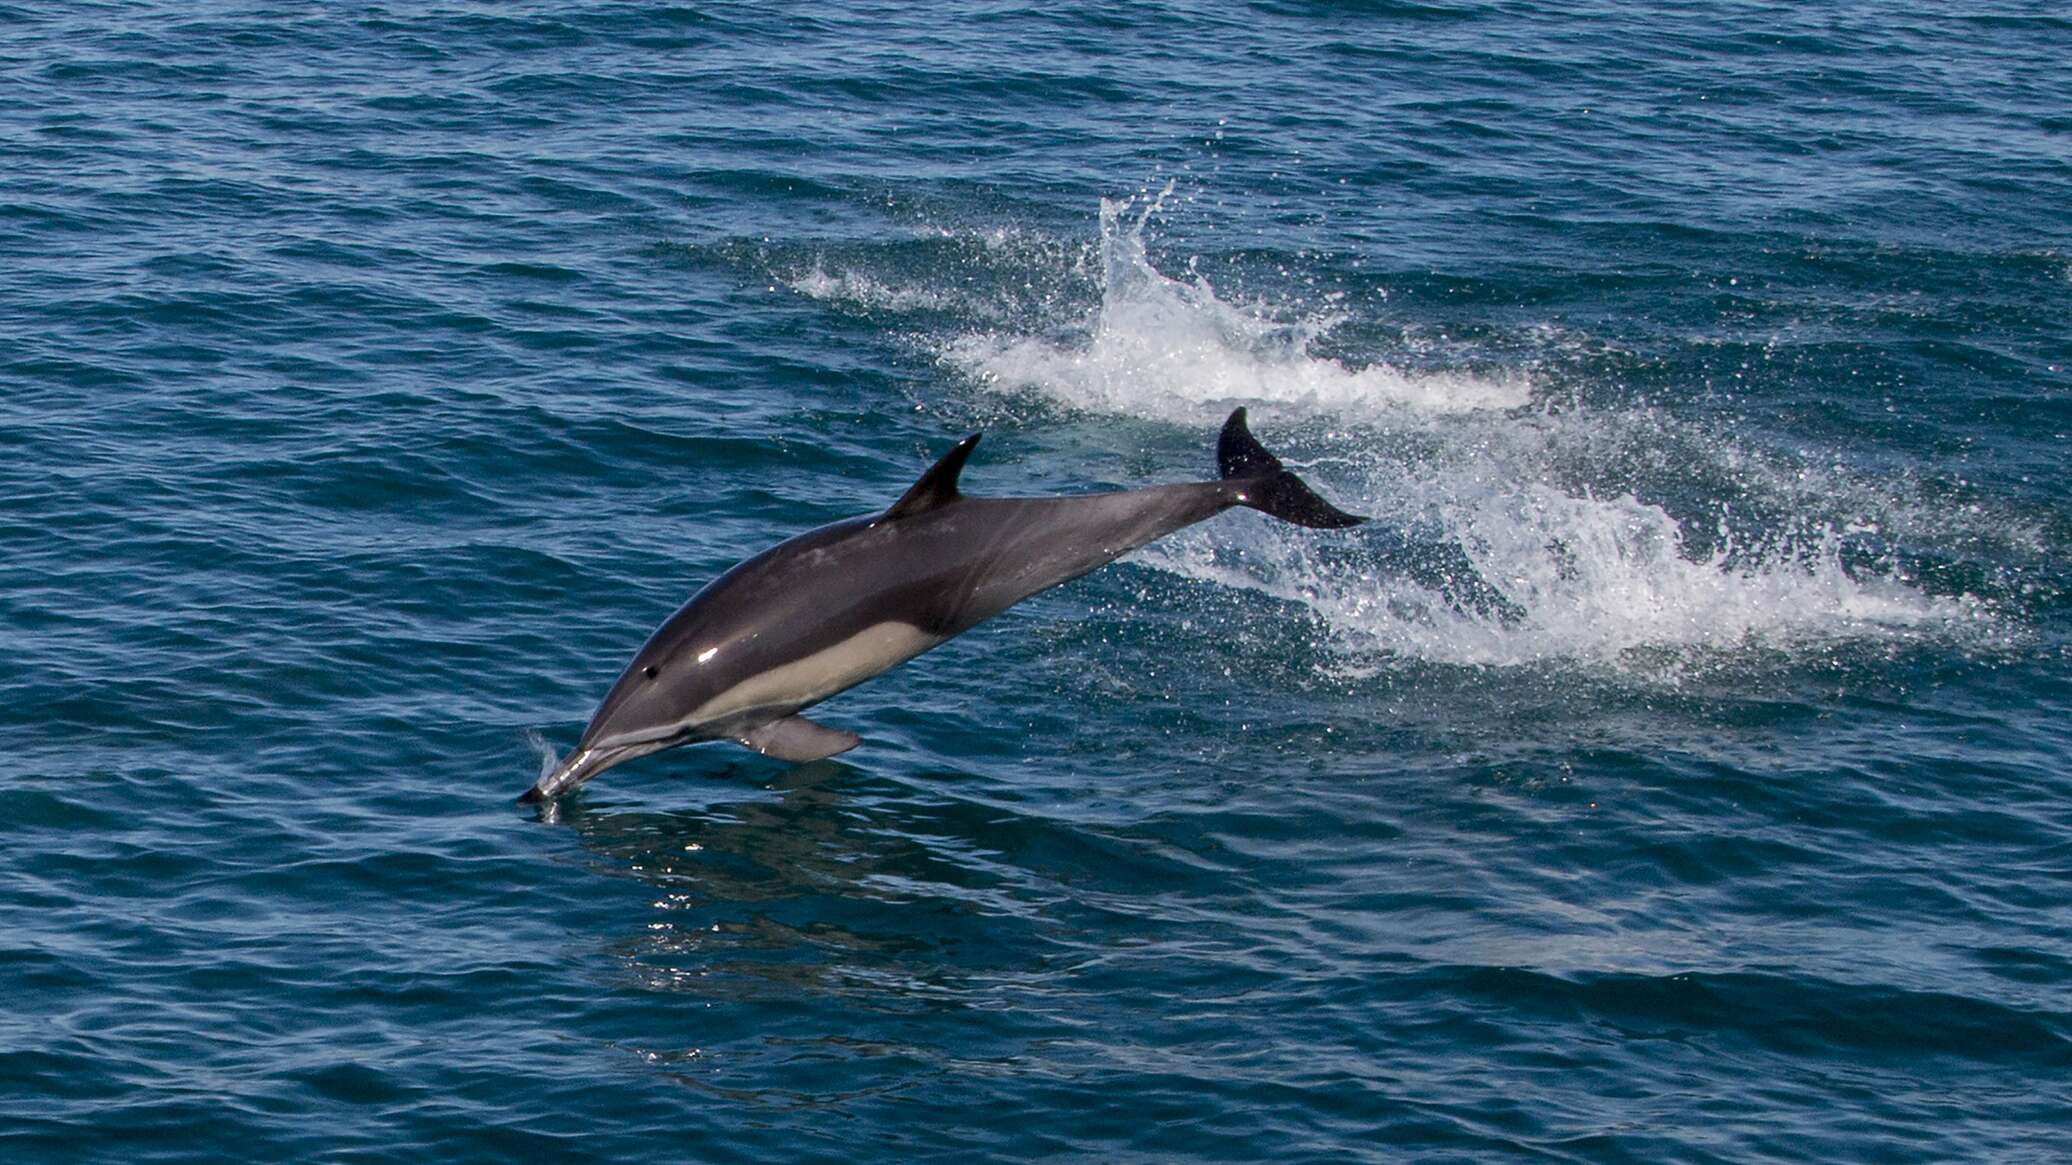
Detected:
[{"left": 521, "top": 408, "right": 1365, "bottom": 802}]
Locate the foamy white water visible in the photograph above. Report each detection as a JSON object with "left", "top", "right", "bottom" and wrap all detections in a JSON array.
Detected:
[
  {"left": 946, "top": 197, "right": 1530, "bottom": 421},
  {"left": 935, "top": 201, "right": 1991, "bottom": 671}
]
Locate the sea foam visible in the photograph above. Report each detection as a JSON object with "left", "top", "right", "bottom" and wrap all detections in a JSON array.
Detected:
[{"left": 941, "top": 199, "right": 1989, "bottom": 674}]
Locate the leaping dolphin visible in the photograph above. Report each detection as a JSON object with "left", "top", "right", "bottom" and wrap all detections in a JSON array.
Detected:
[{"left": 521, "top": 408, "right": 1365, "bottom": 802}]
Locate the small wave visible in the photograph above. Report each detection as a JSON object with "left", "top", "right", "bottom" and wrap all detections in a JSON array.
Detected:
[{"left": 788, "top": 265, "right": 963, "bottom": 315}]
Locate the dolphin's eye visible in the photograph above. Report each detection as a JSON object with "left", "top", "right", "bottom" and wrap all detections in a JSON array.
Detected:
[{"left": 643, "top": 666, "right": 659, "bottom": 680}]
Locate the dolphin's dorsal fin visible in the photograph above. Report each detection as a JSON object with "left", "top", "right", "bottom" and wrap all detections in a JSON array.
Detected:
[{"left": 884, "top": 432, "right": 981, "bottom": 520}]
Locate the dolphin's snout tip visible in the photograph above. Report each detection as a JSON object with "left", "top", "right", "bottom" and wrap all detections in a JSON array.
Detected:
[{"left": 520, "top": 744, "right": 618, "bottom": 806}]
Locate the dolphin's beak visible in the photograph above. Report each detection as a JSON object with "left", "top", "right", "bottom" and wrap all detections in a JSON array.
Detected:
[{"left": 519, "top": 744, "right": 627, "bottom": 803}]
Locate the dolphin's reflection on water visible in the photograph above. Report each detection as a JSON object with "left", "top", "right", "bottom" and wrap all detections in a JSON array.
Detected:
[
  {"left": 531, "top": 759, "right": 1250, "bottom": 1111},
  {"left": 539, "top": 762, "right": 1076, "bottom": 1007},
  {"left": 530, "top": 761, "right": 1123, "bottom": 1106}
]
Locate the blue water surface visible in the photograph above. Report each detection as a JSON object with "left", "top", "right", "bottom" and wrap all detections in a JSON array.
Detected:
[{"left": 3, "top": 2, "right": 2069, "bottom": 1161}]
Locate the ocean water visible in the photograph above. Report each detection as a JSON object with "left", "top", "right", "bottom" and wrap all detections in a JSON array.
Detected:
[{"left": 3, "top": 1, "right": 2069, "bottom": 1160}]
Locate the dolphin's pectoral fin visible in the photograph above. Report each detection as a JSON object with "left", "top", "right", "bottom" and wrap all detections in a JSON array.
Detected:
[{"left": 735, "top": 715, "right": 862, "bottom": 763}]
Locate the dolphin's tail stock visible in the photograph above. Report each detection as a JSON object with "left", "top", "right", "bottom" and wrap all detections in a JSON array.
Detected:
[{"left": 1215, "top": 408, "right": 1368, "bottom": 529}]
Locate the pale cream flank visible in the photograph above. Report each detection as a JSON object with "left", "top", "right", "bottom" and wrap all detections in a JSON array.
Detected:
[{"left": 688, "top": 621, "right": 940, "bottom": 727}]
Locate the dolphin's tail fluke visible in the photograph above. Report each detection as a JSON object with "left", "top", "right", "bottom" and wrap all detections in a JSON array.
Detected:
[{"left": 1216, "top": 408, "right": 1368, "bottom": 529}]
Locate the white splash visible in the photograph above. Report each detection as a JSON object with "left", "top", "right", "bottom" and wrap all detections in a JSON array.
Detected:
[
  {"left": 946, "top": 195, "right": 1528, "bottom": 422},
  {"left": 523, "top": 729, "right": 562, "bottom": 782},
  {"left": 1146, "top": 477, "right": 1976, "bottom": 673},
  {"left": 934, "top": 198, "right": 1992, "bottom": 673},
  {"left": 789, "top": 265, "right": 960, "bottom": 314}
]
